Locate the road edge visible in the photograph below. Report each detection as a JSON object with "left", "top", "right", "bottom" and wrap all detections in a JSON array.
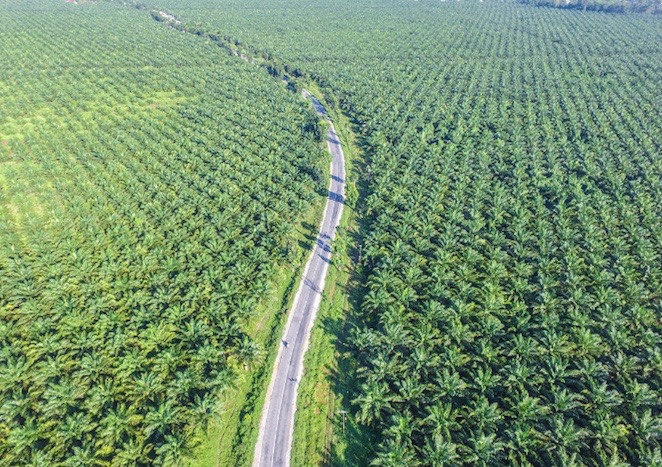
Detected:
[{"left": 253, "top": 92, "right": 346, "bottom": 467}]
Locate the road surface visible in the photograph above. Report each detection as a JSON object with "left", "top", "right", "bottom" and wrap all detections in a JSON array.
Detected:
[{"left": 253, "top": 91, "right": 346, "bottom": 467}]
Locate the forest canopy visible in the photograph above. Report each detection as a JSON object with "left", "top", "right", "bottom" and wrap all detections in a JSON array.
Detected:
[
  {"left": 143, "top": 0, "right": 662, "bottom": 464},
  {"left": 1, "top": 0, "right": 660, "bottom": 465},
  {"left": 0, "top": 0, "right": 325, "bottom": 464},
  {"left": 519, "top": 0, "right": 661, "bottom": 14}
]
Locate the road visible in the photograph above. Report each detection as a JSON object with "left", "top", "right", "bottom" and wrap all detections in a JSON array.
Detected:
[{"left": 253, "top": 91, "right": 346, "bottom": 467}]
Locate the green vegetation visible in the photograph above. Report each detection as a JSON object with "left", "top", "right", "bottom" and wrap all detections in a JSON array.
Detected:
[
  {"left": 140, "top": 0, "right": 662, "bottom": 464},
  {"left": 0, "top": 1, "right": 326, "bottom": 465},
  {"left": 2, "top": 0, "right": 660, "bottom": 465},
  {"left": 188, "top": 194, "right": 326, "bottom": 467},
  {"left": 289, "top": 86, "right": 373, "bottom": 467},
  {"left": 519, "top": 0, "right": 661, "bottom": 14}
]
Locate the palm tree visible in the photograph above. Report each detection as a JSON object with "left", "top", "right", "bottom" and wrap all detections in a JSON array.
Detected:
[
  {"left": 472, "top": 366, "right": 501, "bottom": 396},
  {"left": 354, "top": 381, "right": 391, "bottom": 425},
  {"left": 6, "top": 416, "right": 42, "bottom": 463},
  {"left": 132, "top": 372, "right": 165, "bottom": 404},
  {"left": 470, "top": 397, "right": 503, "bottom": 434},
  {"left": 144, "top": 401, "right": 182, "bottom": 439},
  {"left": 549, "top": 416, "right": 587, "bottom": 454},
  {"left": 156, "top": 430, "right": 194, "bottom": 467},
  {"left": 396, "top": 377, "right": 427, "bottom": 411},
  {"left": 422, "top": 434, "right": 459, "bottom": 467},
  {"left": 371, "top": 437, "right": 417, "bottom": 467},
  {"left": 466, "top": 432, "right": 505, "bottom": 465},
  {"left": 69, "top": 443, "right": 97, "bottom": 466},
  {"left": 236, "top": 337, "right": 261, "bottom": 368},
  {"left": 115, "top": 437, "right": 153, "bottom": 466},
  {"left": 425, "top": 402, "right": 460, "bottom": 440},
  {"left": 191, "top": 394, "right": 218, "bottom": 433},
  {"left": 550, "top": 388, "right": 583, "bottom": 416},
  {"left": 435, "top": 369, "right": 467, "bottom": 401},
  {"left": 99, "top": 404, "right": 139, "bottom": 447},
  {"left": 506, "top": 423, "right": 543, "bottom": 465}
]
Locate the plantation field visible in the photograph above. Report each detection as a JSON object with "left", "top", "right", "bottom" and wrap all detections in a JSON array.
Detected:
[
  {"left": 0, "top": 0, "right": 327, "bottom": 465},
  {"left": 1, "top": 0, "right": 660, "bottom": 465},
  {"left": 519, "top": 0, "right": 661, "bottom": 14},
  {"left": 138, "top": 0, "right": 662, "bottom": 465}
]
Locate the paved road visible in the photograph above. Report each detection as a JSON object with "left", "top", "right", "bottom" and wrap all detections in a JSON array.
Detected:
[{"left": 253, "top": 91, "right": 346, "bottom": 467}]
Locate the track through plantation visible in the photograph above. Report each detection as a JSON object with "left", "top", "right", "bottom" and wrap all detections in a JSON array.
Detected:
[
  {"left": 141, "top": 1, "right": 662, "bottom": 464},
  {"left": 1, "top": 1, "right": 660, "bottom": 466}
]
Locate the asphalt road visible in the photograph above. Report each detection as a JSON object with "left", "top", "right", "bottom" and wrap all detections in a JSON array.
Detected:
[{"left": 253, "top": 91, "right": 346, "bottom": 467}]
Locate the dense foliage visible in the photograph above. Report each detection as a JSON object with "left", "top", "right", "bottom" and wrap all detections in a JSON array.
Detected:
[
  {"left": 0, "top": 1, "right": 325, "bottom": 464},
  {"left": 519, "top": 0, "right": 661, "bottom": 14},
  {"left": 141, "top": 0, "right": 662, "bottom": 464}
]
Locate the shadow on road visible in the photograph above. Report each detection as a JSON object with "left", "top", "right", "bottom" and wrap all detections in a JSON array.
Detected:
[
  {"left": 314, "top": 114, "right": 379, "bottom": 466},
  {"left": 316, "top": 237, "right": 331, "bottom": 253},
  {"left": 328, "top": 191, "right": 345, "bottom": 203},
  {"left": 303, "top": 277, "right": 321, "bottom": 294}
]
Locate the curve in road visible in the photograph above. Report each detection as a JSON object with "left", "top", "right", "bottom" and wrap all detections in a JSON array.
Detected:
[{"left": 253, "top": 90, "right": 346, "bottom": 467}]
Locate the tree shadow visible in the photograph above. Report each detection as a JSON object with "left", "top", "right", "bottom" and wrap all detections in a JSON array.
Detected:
[
  {"left": 298, "top": 237, "right": 316, "bottom": 251},
  {"left": 313, "top": 112, "right": 379, "bottom": 466},
  {"left": 318, "top": 303, "right": 376, "bottom": 466},
  {"left": 328, "top": 191, "right": 345, "bottom": 204}
]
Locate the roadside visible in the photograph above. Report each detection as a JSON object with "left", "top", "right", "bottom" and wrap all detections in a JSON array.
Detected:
[
  {"left": 253, "top": 87, "right": 346, "bottom": 467},
  {"left": 290, "top": 82, "right": 374, "bottom": 466},
  {"left": 101, "top": 3, "right": 370, "bottom": 463},
  {"left": 187, "top": 183, "right": 328, "bottom": 467},
  {"left": 110, "top": 6, "right": 335, "bottom": 466}
]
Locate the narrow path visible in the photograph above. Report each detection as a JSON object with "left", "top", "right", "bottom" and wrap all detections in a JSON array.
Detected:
[
  {"left": 143, "top": 9, "right": 346, "bottom": 464},
  {"left": 253, "top": 91, "right": 346, "bottom": 467}
]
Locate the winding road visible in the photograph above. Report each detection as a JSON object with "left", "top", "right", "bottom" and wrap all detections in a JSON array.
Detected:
[{"left": 253, "top": 91, "right": 346, "bottom": 467}]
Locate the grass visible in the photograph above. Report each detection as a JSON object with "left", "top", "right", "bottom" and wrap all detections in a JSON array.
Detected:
[
  {"left": 290, "top": 83, "right": 375, "bottom": 466},
  {"left": 186, "top": 265, "right": 298, "bottom": 467},
  {"left": 186, "top": 83, "right": 331, "bottom": 467},
  {"left": 129, "top": 8, "right": 368, "bottom": 462},
  {"left": 0, "top": 160, "right": 60, "bottom": 248}
]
